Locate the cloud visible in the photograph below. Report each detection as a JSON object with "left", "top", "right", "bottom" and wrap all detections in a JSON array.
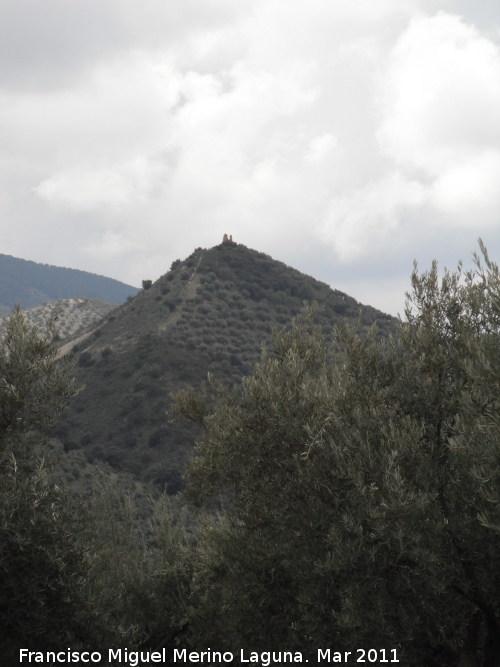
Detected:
[
  {"left": 318, "top": 172, "right": 428, "bottom": 261},
  {"left": 1, "top": 1, "right": 500, "bottom": 316},
  {"left": 312, "top": 9, "right": 500, "bottom": 273},
  {"left": 431, "top": 149, "right": 500, "bottom": 221},
  {"left": 376, "top": 11, "right": 500, "bottom": 224},
  {"left": 0, "top": 0, "right": 246, "bottom": 89},
  {"left": 5, "top": 51, "right": 180, "bottom": 210},
  {"left": 305, "top": 134, "right": 339, "bottom": 163},
  {"left": 34, "top": 156, "right": 173, "bottom": 211},
  {"left": 82, "top": 230, "right": 140, "bottom": 260}
]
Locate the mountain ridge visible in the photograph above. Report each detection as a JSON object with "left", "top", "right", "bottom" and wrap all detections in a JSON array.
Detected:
[{"left": 0, "top": 252, "right": 139, "bottom": 309}]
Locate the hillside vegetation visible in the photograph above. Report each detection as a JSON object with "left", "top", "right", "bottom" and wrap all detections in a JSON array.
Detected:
[
  {"left": 0, "top": 297, "right": 118, "bottom": 340},
  {"left": 53, "top": 240, "right": 396, "bottom": 493}
]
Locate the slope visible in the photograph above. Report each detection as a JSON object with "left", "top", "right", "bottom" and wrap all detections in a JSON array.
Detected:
[
  {"left": 53, "top": 240, "right": 396, "bottom": 493},
  {"left": 0, "top": 252, "right": 139, "bottom": 308},
  {"left": 0, "top": 297, "right": 118, "bottom": 340}
]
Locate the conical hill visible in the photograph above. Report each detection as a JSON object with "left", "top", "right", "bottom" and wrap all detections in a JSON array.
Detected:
[{"left": 54, "top": 241, "right": 396, "bottom": 493}]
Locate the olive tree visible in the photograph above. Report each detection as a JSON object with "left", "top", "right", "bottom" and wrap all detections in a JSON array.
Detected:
[
  {"left": 0, "top": 307, "right": 194, "bottom": 660},
  {"left": 175, "top": 243, "right": 500, "bottom": 666},
  {"left": 0, "top": 307, "right": 92, "bottom": 657}
]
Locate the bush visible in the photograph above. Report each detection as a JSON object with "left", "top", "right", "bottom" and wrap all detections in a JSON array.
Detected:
[
  {"left": 164, "top": 299, "right": 176, "bottom": 312},
  {"left": 148, "top": 427, "right": 170, "bottom": 448},
  {"left": 78, "top": 351, "right": 96, "bottom": 368}
]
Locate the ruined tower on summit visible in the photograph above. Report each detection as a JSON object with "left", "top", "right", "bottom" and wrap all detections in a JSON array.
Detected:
[{"left": 223, "top": 234, "right": 233, "bottom": 243}]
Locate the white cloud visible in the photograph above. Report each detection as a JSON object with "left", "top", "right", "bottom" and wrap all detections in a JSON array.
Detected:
[
  {"left": 0, "top": 1, "right": 500, "bottom": 316},
  {"left": 431, "top": 149, "right": 500, "bottom": 222},
  {"left": 376, "top": 11, "right": 500, "bottom": 224},
  {"left": 305, "top": 134, "right": 338, "bottom": 163},
  {"left": 83, "top": 230, "right": 139, "bottom": 260},
  {"left": 319, "top": 172, "right": 428, "bottom": 261},
  {"left": 34, "top": 155, "right": 173, "bottom": 211}
]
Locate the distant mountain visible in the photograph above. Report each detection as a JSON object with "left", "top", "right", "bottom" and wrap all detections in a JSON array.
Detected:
[
  {"left": 0, "top": 297, "right": 118, "bottom": 340},
  {"left": 53, "top": 241, "right": 397, "bottom": 494},
  {"left": 0, "top": 253, "right": 139, "bottom": 308}
]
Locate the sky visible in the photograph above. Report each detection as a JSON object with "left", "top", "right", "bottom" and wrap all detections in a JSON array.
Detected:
[{"left": 1, "top": 0, "right": 499, "bottom": 317}]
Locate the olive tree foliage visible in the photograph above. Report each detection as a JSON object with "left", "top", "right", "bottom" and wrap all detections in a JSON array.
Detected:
[
  {"left": 82, "top": 476, "right": 195, "bottom": 653},
  {"left": 0, "top": 307, "right": 194, "bottom": 659},
  {"left": 0, "top": 306, "right": 90, "bottom": 656},
  {"left": 174, "top": 243, "right": 500, "bottom": 666}
]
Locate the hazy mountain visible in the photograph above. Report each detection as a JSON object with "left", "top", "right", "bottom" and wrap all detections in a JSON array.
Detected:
[
  {"left": 53, "top": 240, "right": 397, "bottom": 494},
  {"left": 0, "top": 252, "right": 139, "bottom": 309}
]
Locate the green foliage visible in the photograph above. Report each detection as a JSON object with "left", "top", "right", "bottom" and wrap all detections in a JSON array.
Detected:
[
  {"left": 79, "top": 476, "right": 194, "bottom": 651},
  {"left": 0, "top": 307, "right": 195, "bottom": 659},
  {"left": 174, "top": 245, "right": 500, "bottom": 665},
  {"left": 0, "top": 307, "right": 90, "bottom": 658}
]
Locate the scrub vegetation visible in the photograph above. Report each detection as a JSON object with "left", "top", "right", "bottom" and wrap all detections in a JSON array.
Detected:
[{"left": 53, "top": 241, "right": 395, "bottom": 494}]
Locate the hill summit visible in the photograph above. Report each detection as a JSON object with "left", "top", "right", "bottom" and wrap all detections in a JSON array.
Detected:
[{"left": 54, "top": 241, "right": 396, "bottom": 493}]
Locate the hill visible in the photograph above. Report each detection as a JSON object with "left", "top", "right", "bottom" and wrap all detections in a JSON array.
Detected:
[
  {"left": 0, "top": 252, "right": 139, "bottom": 309},
  {"left": 0, "top": 297, "right": 118, "bottom": 340},
  {"left": 53, "top": 240, "right": 397, "bottom": 494}
]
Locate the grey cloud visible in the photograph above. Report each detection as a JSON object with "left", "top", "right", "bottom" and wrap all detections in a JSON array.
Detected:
[
  {"left": 0, "top": 1, "right": 124, "bottom": 89},
  {"left": 0, "top": 0, "right": 248, "bottom": 90},
  {"left": 424, "top": 0, "right": 500, "bottom": 35}
]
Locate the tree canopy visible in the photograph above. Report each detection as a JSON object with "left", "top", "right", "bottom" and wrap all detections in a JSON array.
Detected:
[
  {"left": 0, "top": 308, "right": 192, "bottom": 663},
  {"left": 175, "top": 242, "right": 500, "bottom": 666},
  {"left": 0, "top": 307, "right": 91, "bottom": 656}
]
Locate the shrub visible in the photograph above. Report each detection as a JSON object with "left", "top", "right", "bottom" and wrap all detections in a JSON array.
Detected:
[
  {"left": 78, "top": 351, "right": 92, "bottom": 367},
  {"left": 148, "top": 427, "right": 170, "bottom": 448},
  {"left": 164, "top": 299, "right": 176, "bottom": 312}
]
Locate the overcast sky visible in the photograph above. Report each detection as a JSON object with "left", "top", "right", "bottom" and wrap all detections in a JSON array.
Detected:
[{"left": 1, "top": 0, "right": 499, "bottom": 316}]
